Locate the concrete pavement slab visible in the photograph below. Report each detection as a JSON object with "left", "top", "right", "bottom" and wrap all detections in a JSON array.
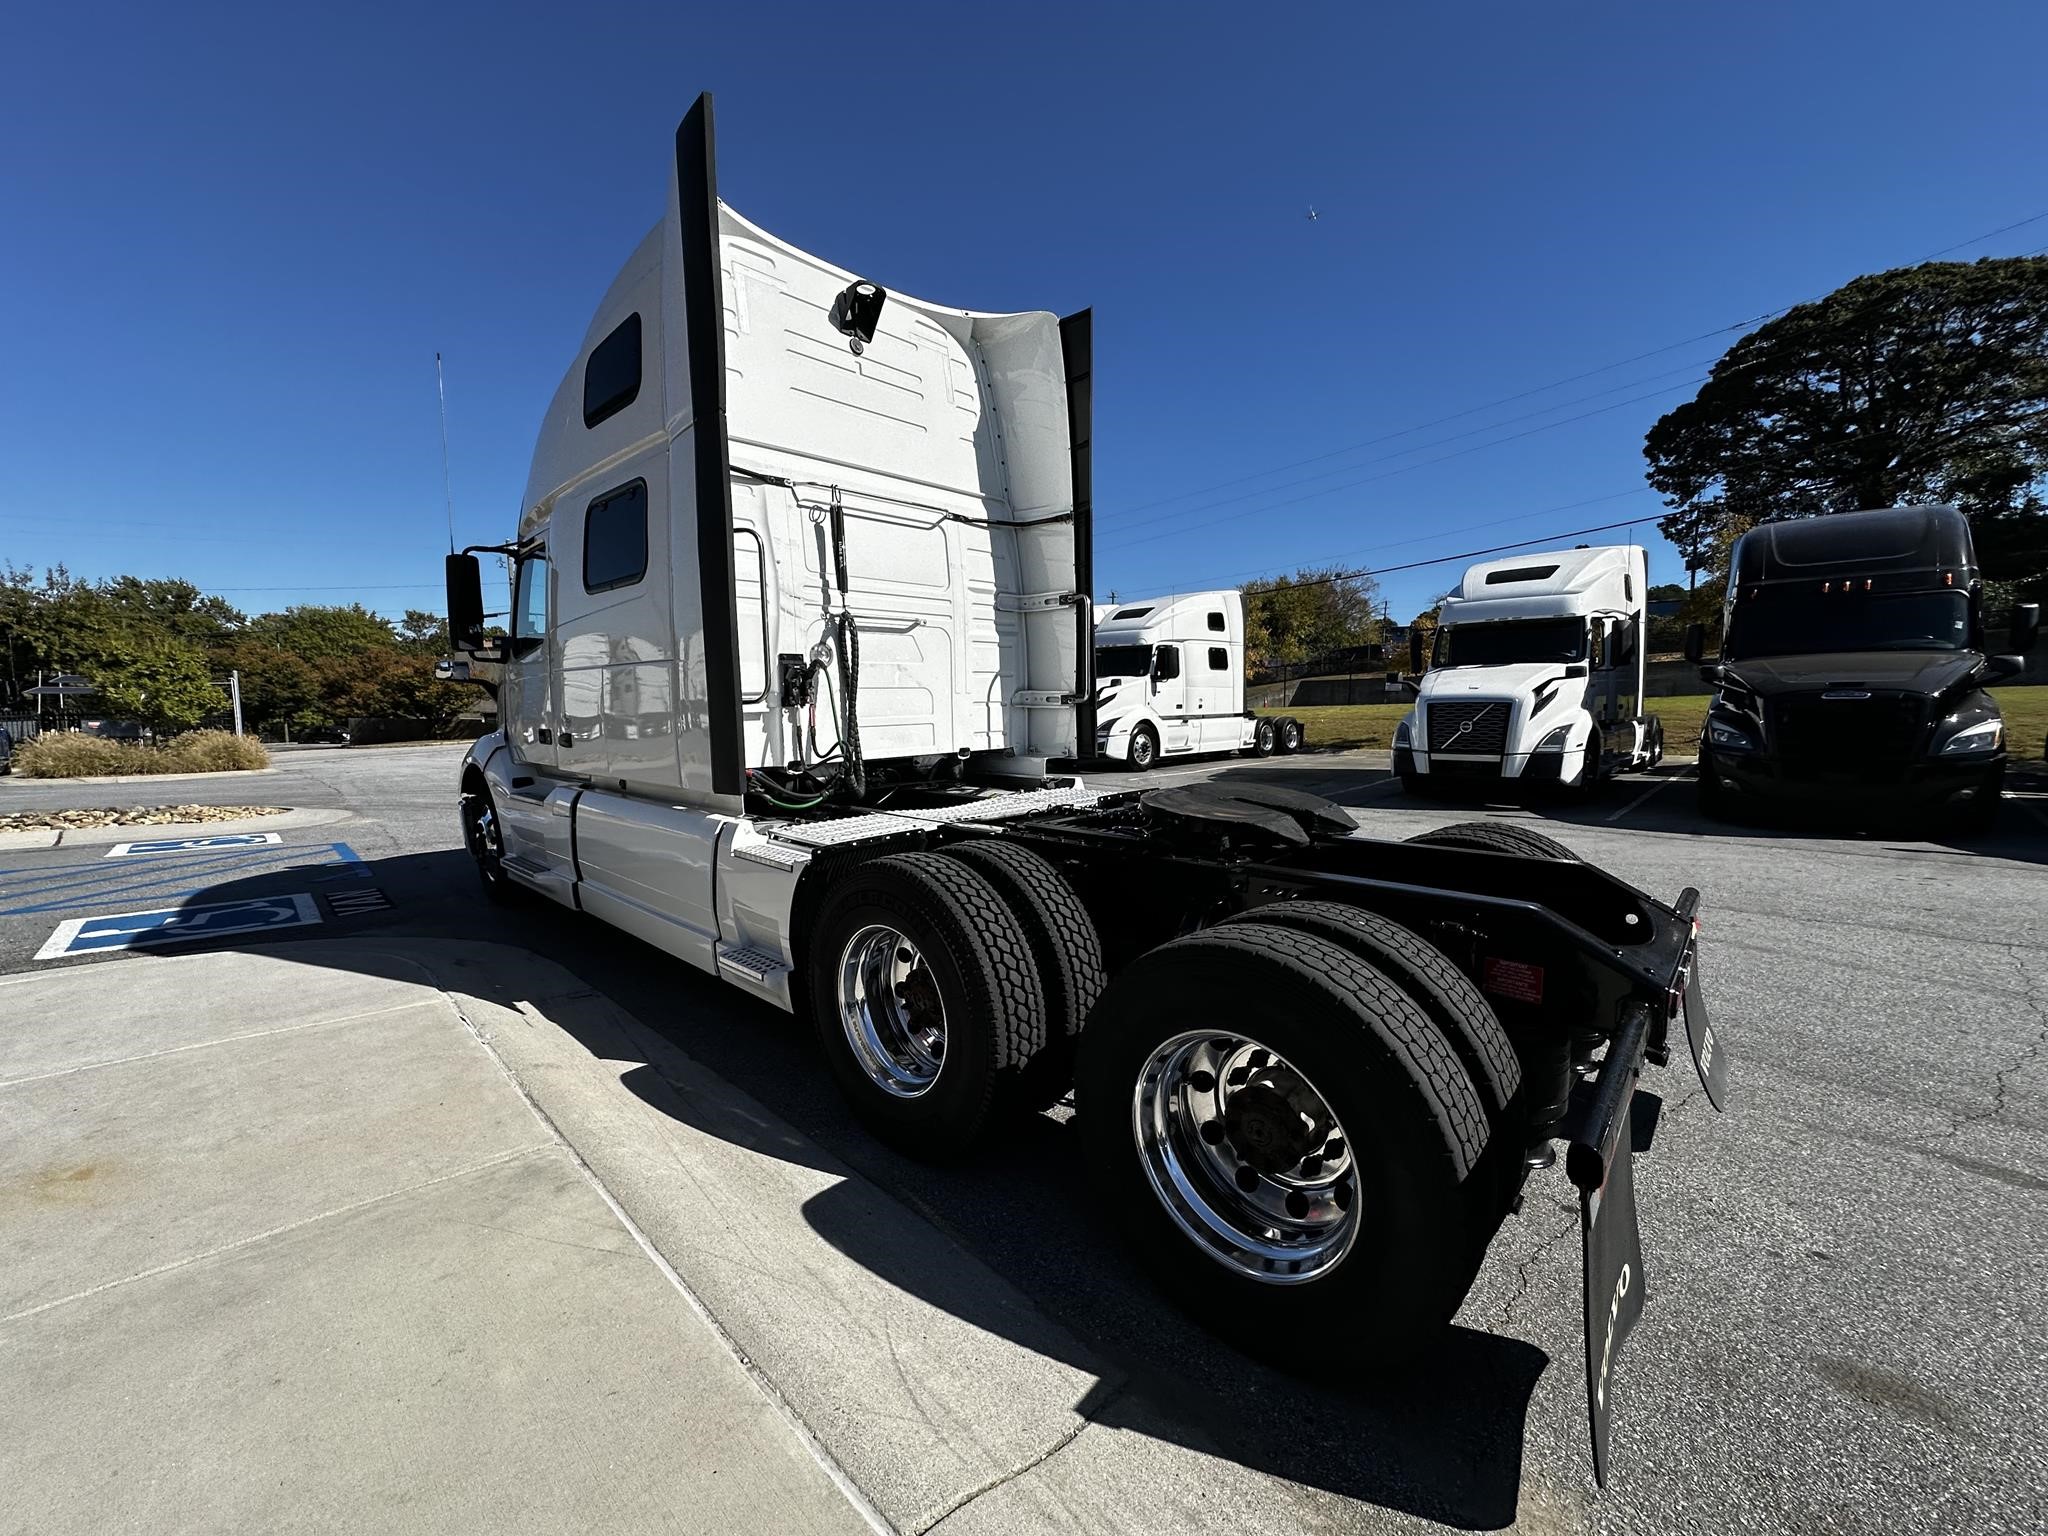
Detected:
[{"left": 3, "top": 1145, "right": 869, "bottom": 1536}]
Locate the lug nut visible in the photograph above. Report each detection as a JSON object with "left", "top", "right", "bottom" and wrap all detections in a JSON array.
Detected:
[
  {"left": 1227, "top": 1066, "right": 1251, "bottom": 1087},
  {"left": 1234, "top": 1165, "right": 1261, "bottom": 1193},
  {"left": 1199, "top": 1120, "right": 1227, "bottom": 1145},
  {"left": 1285, "top": 1191, "right": 1311, "bottom": 1219},
  {"left": 1248, "top": 1049, "right": 1272, "bottom": 1069},
  {"left": 1188, "top": 1070, "right": 1216, "bottom": 1093},
  {"left": 1299, "top": 1156, "right": 1323, "bottom": 1179},
  {"left": 1323, "top": 1137, "right": 1345, "bottom": 1159}
]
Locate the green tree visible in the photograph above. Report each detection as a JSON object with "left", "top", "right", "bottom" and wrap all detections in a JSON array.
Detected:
[
  {"left": 396, "top": 609, "right": 450, "bottom": 655},
  {"left": 336, "top": 649, "right": 472, "bottom": 733},
  {"left": 102, "top": 577, "right": 246, "bottom": 647},
  {"left": 245, "top": 603, "right": 396, "bottom": 658},
  {"left": 1646, "top": 256, "right": 2048, "bottom": 601},
  {"left": 1242, "top": 567, "right": 1382, "bottom": 674},
  {"left": 87, "top": 636, "right": 224, "bottom": 735}
]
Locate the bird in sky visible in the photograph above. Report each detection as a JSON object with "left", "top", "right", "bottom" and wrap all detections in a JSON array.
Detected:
[{"left": 1306, "top": 206, "right": 1319, "bottom": 222}]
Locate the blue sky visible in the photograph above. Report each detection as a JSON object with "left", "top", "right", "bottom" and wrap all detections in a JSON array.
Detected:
[{"left": 4, "top": 1, "right": 2045, "bottom": 623}]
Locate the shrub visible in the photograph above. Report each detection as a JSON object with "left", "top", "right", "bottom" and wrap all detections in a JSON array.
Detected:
[
  {"left": 159, "top": 730, "right": 270, "bottom": 772},
  {"left": 13, "top": 730, "right": 270, "bottom": 778}
]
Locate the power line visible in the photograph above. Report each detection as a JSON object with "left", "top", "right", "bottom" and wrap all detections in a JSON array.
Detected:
[
  {"left": 1098, "top": 377, "right": 1700, "bottom": 553},
  {"left": 1229, "top": 516, "right": 1664, "bottom": 597},
  {"left": 1106, "top": 206, "right": 2048, "bottom": 524},
  {"left": 1098, "top": 359, "right": 1712, "bottom": 542}
]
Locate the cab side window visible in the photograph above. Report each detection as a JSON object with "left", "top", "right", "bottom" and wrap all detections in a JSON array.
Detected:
[
  {"left": 1153, "top": 645, "right": 1181, "bottom": 682},
  {"left": 512, "top": 557, "right": 550, "bottom": 659},
  {"left": 1589, "top": 619, "right": 1608, "bottom": 670}
]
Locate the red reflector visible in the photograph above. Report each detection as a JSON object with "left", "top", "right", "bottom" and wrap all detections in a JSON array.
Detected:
[{"left": 1482, "top": 957, "right": 1545, "bottom": 1006}]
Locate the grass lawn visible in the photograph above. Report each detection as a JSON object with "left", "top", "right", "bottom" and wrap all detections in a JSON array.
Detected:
[{"left": 1262, "top": 686, "right": 2047, "bottom": 765}]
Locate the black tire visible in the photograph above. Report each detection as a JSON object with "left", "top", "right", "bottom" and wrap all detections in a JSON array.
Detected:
[
  {"left": 1957, "top": 765, "right": 2004, "bottom": 835},
  {"left": 1577, "top": 735, "right": 1603, "bottom": 800},
  {"left": 1408, "top": 821, "right": 1577, "bottom": 862},
  {"left": 1244, "top": 717, "right": 1278, "bottom": 758},
  {"left": 1398, "top": 768, "right": 1425, "bottom": 797},
  {"left": 461, "top": 781, "right": 521, "bottom": 906},
  {"left": 1076, "top": 923, "right": 1495, "bottom": 1371},
  {"left": 1128, "top": 725, "right": 1159, "bottom": 771},
  {"left": 1277, "top": 717, "right": 1306, "bottom": 754},
  {"left": 939, "top": 839, "right": 1106, "bottom": 1109},
  {"left": 808, "top": 852, "right": 1048, "bottom": 1159},
  {"left": 1695, "top": 749, "right": 1729, "bottom": 822},
  {"left": 1221, "top": 900, "right": 1519, "bottom": 1118}
]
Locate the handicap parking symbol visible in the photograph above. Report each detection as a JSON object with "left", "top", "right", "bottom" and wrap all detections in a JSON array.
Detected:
[
  {"left": 35, "top": 893, "right": 322, "bottom": 960},
  {"left": 105, "top": 832, "right": 284, "bottom": 858}
]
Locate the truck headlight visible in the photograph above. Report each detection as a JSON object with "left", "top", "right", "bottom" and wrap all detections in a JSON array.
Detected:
[
  {"left": 1393, "top": 716, "right": 1412, "bottom": 748},
  {"left": 1938, "top": 716, "right": 2002, "bottom": 755},
  {"left": 1533, "top": 725, "right": 1571, "bottom": 753},
  {"left": 1706, "top": 718, "right": 1757, "bottom": 751}
]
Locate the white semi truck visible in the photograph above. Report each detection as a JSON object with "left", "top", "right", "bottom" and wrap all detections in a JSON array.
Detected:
[
  {"left": 1093, "top": 589, "right": 1305, "bottom": 766},
  {"left": 446, "top": 95, "right": 1723, "bottom": 1481},
  {"left": 1394, "top": 545, "right": 1664, "bottom": 797}
]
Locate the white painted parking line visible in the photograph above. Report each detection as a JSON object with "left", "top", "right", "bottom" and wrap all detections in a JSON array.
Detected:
[
  {"left": 105, "top": 832, "right": 283, "bottom": 857},
  {"left": 35, "top": 894, "right": 321, "bottom": 961},
  {"left": 1605, "top": 769, "right": 1693, "bottom": 824}
]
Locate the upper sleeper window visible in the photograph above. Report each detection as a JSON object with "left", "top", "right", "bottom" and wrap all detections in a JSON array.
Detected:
[
  {"left": 584, "top": 480, "right": 649, "bottom": 593},
  {"left": 1207, "top": 611, "right": 1226, "bottom": 632},
  {"left": 1483, "top": 564, "right": 1559, "bottom": 585},
  {"left": 583, "top": 313, "right": 642, "bottom": 428}
]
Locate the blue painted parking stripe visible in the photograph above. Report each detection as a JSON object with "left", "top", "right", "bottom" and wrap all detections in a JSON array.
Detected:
[
  {"left": 35, "top": 894, "right": 323, "bottom": 961},
  {"left": 0, "top": 842, "right": 363, "bottom": 917}
]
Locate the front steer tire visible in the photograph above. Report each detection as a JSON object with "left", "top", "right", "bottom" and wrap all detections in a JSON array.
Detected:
[
  {"left": 939, "top": 839, "right": 1105, "bottom": 1110},
  {"left": 1076, "top": 923, "right": 1497, "bottom": 1373},
  {"left": 808, "top": 852, "right": 1048, "bottom": 1160}
]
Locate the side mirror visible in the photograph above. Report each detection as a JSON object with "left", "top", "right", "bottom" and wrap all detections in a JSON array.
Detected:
[
  {"left": 1682, "top": 622, "right": 1706, "bottom": 665},
  {"left": 1698, "top": 662, "right": 1725, "bottom": 686},
  {"left": 2012, "top": 602, "right": 2041, "bottom": 656},
  {"left": 1986, "top": 654, "right": 2025, "bottom": 680},
  {"left": 1409, "top": 630, "right": 1426, "bottom": 673},
  {"left": 447, "top": 553, "right": 485, "bottom": 650},
  {"left": 1563, "top": 663, "right": 1589, "bottom": 679}
]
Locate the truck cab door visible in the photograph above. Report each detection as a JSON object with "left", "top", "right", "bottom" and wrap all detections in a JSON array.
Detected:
[
  {"left": 1152, "top": 644, "right": 1191, "bottom": 752},
  {"left": 506, "top": 553, "right": 558, "bottom": 774}
]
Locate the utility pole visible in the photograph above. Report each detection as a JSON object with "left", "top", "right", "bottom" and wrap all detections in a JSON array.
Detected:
[{"left": 230, "top": 670, "right": 244, "bottom": 738}]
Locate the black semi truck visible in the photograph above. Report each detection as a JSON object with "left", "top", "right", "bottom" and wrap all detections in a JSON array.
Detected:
[{"left": 1686, "top": 504, "right": 2039, "bottom": 828}]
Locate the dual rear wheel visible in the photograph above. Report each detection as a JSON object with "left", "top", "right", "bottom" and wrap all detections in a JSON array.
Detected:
[{"left": 807, "top": 843, "right": 1519, "bottom": 1367}]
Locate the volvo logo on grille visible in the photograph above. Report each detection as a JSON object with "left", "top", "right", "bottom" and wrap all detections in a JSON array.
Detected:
[{"left": 1820, "top": 690, "right": 1872, "bottom": 700}]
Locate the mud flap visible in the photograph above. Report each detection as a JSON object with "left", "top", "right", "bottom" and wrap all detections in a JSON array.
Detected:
[
  {"left": 1684, "top": 963, "right": 1728, "bottom": 1111},
  {"left": 1566, "top": 1006, "right": 1651, "bottom": 1487},
  {"left": 1580, "top": 1119, "right": 1646, "bottom": 1486}
]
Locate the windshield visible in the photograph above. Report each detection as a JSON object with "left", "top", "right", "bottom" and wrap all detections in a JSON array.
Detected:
[
  {"left": 1725, "top": 590, "right": 1969, "bottom": 659},
  {"left": 1096, "top": 644, "right": 1152, "bottom": 679},
  {"left": 1433, "top": 618, "right": 1585, "bottom": 668}
]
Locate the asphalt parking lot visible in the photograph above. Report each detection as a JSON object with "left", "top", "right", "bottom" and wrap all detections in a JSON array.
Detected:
[{"left": 3, "top": 741, "right": 2045, "bottom": 1535}]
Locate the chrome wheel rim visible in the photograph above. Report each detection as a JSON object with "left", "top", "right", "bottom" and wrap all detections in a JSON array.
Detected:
[
  {"left": 1132, "top": 1031, "right": 1359, "bottom": 1283},
  {"left": 466, "top": 799, "right": 503, "bottom": 872},
  {"left": 1133, "top": 734, "right": 1155, "bottom": 767},
  {"left": 837, "top": 925, "right": 946, "bottom": 1098}
]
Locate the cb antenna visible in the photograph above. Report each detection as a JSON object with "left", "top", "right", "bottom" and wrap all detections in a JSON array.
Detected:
[{"left": 436, "top": 352, "right": 456, "bottom": 554}]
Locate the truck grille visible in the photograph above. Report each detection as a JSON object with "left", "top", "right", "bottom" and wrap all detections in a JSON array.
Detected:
[
  {"left": 1426, "top": 700, "right": 1511, "bottom": 755},
  {"left": 1770, "top": 693, "right": 1925, "bottom": 764}
]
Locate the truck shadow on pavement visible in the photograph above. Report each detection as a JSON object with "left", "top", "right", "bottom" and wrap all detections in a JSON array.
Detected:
[{"left": 150, "top": 849, "right": 1547, "bottom": 1531}]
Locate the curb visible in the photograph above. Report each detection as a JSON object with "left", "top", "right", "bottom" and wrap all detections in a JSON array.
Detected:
[
  {"left": 1, "top": 767, "right": 280, "bottom": 787},
  {"left": 0, "top": 806, "right": 352, "bottom": 851}
]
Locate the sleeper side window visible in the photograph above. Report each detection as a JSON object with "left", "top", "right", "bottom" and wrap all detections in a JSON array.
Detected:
[
  {"left": 583, "top": 313, "right": 642, "bottom": 428},
  {"left": 584, "top": 480, "right": 649, "bottom": 594},
  {"left": 1208, "top": 646, "right": 1230, "bottom": 672}
]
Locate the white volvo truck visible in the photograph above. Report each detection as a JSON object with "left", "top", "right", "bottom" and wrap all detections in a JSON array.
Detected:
[
  {"left": 446, "top": 95, "right": 1724, "bottom": 1481},
  {"left": 1093, "top": 590, "right": 1305, "bottom": 766},
  {"left": 1394, "top": 545, "right": 1664, "bottom": 797}
]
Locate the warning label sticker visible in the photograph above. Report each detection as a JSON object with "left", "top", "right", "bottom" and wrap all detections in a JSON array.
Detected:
[{"left": 1482, "top": 956, "right": 1545, "bottom": 1006}]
